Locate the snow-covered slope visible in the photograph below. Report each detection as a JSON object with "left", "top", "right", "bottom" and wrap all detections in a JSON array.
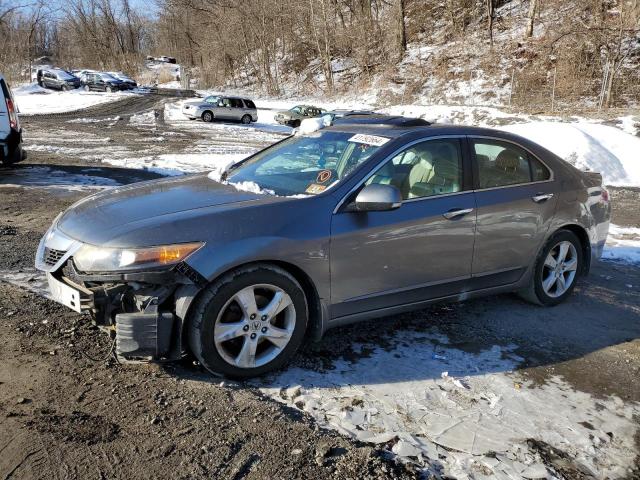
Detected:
[{"left": 13, "top": 83, "right": 138, "bottom": 114}]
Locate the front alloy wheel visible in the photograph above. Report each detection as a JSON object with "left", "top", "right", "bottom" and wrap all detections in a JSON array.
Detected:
[
  {"left": 202, "top": 111, "right": 213, "bottom": 122},
  {"left": 214, "top": 284, "right": 296, "bottom": 368},
  {"left": 188, "top": 265, "right": 308, "bottom": 378}
]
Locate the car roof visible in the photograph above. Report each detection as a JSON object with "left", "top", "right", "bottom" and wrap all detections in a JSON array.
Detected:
[{"left": 325, "top": 121, "right": 526, "bottom": 141}]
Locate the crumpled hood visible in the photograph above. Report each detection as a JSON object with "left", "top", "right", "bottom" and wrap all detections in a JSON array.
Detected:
[{"left": 56, "top": 174, "right": 267, "bottom": 245}]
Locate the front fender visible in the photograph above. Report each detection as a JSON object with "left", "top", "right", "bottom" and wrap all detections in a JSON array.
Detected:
[{"left": 184, "top": 235, "right": 330, "bottom": 302}]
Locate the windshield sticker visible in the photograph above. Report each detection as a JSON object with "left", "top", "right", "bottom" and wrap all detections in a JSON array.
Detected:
[
  {"left": 316, "top": 169, "right": 332, "bottom": 183},
  {"left": 305, "top": 183, "right": 327, "bottom": 194},
  {"left": 348, "top": 133, "right": 390, "bottom": 147}
]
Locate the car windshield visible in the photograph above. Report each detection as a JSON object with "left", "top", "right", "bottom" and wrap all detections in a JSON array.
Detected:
[
  {"left": 205, "top": 95, "right": 219, "bottom": 104},
  {"left": 55, "top": 70, "right": 75, "bottom": 80},
  {"left": 224, "top": 130, "right": 389, "bottom": 196},
  {"left": 100, "top": 73, "right": 117, "bottom": 81}
]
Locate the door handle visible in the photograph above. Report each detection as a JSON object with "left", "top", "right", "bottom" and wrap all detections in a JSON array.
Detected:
[
  {"left": 532, "top": 193, "right": 554, "bottom": 203},
  {"left": 443, "top": 208, "right": 474, "bottom": 220}
]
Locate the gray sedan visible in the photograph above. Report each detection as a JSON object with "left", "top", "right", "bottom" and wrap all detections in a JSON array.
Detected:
[{"left": 35, "top": 117, "right": 611, "bottom": 378}]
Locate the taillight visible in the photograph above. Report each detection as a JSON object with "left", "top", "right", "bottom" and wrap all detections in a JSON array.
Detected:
[
  {"left": 601, "top": 188, "right": 609, "bottom": 202},
  {"left": 6, "top": 98, "right": 18, "bottom": 130}
]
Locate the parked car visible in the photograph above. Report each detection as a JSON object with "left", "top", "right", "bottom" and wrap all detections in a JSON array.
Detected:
[
  {"left": 162, "top": 56, "right": 177, "bottom": 64},
  {"left": 82, "top": 72, "right": 127, "bottom": 92},
  {"left": 72, "top": 69, "right": 98, "bottom": 83},
  {"left": 0, "top": 74, "right": 24, "bottom": 165},
  {"left": 36, "top": 68, "right": 81, "bottom": 91},
  {"left": 182, "top": 95, "right": 257, "bottom": 124},
  {"left": 35, "top": 117, "right": 610, "bottom": 378},
  {"left": 274, "top": 105, "right": 324, "bottom": 127},
  {"left": 107, "top": 72, "right": 137, "bottom": 89}
]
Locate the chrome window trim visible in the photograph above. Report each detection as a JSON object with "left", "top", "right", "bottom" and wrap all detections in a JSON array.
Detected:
[
  {"left": 333, "top": 135, "right": 467, "bottom": 214},
  {"left": 468, "top": 135, "right": 555, "bottom": 189}
]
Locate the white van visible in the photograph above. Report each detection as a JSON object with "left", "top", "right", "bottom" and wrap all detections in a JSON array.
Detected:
[{"left": 0, "top": 74, "right": 24, "bottom": 165}]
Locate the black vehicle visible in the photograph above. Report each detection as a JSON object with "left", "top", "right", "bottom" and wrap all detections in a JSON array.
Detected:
[
  {"left": 0, "top": 74, "right": 25, "bottom": 165},
  {"left": 107, "top": 72, "right": 137, "bottom": 90},
  {"left": 36, "top": 68, "right": 81, "bottom": 91},
  {"left": 82, "top": 72, "right": 127, "bottom": 93}
]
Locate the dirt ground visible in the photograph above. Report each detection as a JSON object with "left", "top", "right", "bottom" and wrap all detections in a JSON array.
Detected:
[{"left": 1, "top": 96, "right": 639, "bottom": 479}]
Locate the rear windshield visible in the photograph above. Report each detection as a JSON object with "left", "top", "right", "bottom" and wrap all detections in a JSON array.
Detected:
[{"left": 244, "top": 99, "right": 256, "bottom": 109}]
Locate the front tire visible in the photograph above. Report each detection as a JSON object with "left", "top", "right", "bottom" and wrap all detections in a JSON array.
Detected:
[
  {"left": 106, "top": 86, "right": 113, "bottom": 93},
  {"left": 202, "top": 111, "right": 214, "bottom": 122},
  {"left": 188, "top": 264, "right": 308, "bottom": 378},
  {"left": 84, "top": 84, "right": 90, "bottom": 92},
  {"left": 520, "top": 230, "right": 583, "bottom": 306}
]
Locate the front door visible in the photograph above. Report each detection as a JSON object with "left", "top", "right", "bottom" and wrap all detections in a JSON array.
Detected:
[
  {"left": 330, "top": 137, "right": 476, "bottom": 319},
  {"left": 470, "top": 137, "right": 558, "bottom": 287}
]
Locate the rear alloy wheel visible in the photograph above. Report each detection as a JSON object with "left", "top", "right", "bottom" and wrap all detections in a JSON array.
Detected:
[
  {"left": 202, "top": 111, "right": 214, "bottom": 122},
  {"left": 520, "top": 230, "right": 583, "bottom": 306},
  {"left": 241, "top": 114, "right": 251, "bottom": 125},
  {"left": 188, "top": 265, "right": 308, "bottom": 378}
]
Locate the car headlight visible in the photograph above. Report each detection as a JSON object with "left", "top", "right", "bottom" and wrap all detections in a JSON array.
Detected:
[{"left": 73, "top": 242, "right": 204, "bottom": 272}]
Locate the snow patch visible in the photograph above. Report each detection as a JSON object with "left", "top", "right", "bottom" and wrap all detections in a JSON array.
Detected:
[
  {"left": 297, "top": 115, "right": 332, "bottom": 134},
  {"left": 603, "top": 224, "right": 640, "bottom": 264},
  {"left": 256, "top": 330, "right": 639, "bottom": 479}
]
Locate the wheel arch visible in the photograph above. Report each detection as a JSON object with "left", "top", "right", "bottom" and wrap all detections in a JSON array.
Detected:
[
  {"left": 553, "top": 223, "right": 591, "bottom": 275},
  {"left": 179, "top": 259, "right": 325, "bottom": 354}
]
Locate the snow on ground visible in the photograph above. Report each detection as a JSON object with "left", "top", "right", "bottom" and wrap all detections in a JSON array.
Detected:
[
  {"left": 603, "top": 224, "right": 640, "bottom": 264},
  {"left": 106, "top": 152, "right": 249, "bottom": 177},
  {"left": 0, "top": 165, "right": 119, "bottom": 191},
  {"left": 255, "top": 330, "right": 638, "bottom": 479},
  {"left": 13, "top": 83, "right": 139, "bottom": 114}
]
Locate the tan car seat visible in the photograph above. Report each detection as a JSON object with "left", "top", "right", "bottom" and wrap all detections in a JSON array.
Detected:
[{"left": 405, "top": 154, "right": 435, "bottom": 199}]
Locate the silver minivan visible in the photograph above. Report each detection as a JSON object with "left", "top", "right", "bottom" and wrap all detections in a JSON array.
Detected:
[
  {"left": 0, "top": 74, "right": 24, "bottom": 166},
  {"left": 182, "top": 95, "right": 258, "bottom": 124}
]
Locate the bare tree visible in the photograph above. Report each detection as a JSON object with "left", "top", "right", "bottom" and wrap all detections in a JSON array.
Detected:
[{"left": 525, "top": 0, "right": 538, "bottom": 38}]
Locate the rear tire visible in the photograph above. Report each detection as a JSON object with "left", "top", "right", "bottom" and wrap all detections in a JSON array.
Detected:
[
  {"left": 519, "top": 230, "right": 583, "bottom": 306},
  {"left": 241, "top": 114, "right": 251, "bottom": 125},
  {"left": 188, "top": 264, "right": 308, "bottom": 378},
  {"left": 84, "top": 84, "right": 90, "bottom": 92},
  {"left": 1, "top": 145, "right": 24, "bottom": 166},
  {"left": 202, "top": 111, "right": 214, "bottom": 122}
]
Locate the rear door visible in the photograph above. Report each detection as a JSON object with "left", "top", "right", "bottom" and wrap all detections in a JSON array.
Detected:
[
  {"left": 470, "top": 136, "right": 557, "bottom": 287},
  {"left": 216, "top": 97, "right": 233, "bottom": 120},
  {"left": 330, "top": 136, "right": 477, "bottom": 318},
  {"left": 229, "top": 98, "right": 245, "bottom": 120}
]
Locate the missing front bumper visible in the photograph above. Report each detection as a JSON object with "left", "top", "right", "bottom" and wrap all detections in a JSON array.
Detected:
[{"left": 115, "top": 311, "right": 175, "bottom": 361}]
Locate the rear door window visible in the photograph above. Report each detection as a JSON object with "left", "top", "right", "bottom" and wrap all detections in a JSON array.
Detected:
[
  {"left": 230, "top": 98, "right": 244, "bottom": 108},
  {"left": 472, "top": 139, "right": 550, "bottom": 189}
]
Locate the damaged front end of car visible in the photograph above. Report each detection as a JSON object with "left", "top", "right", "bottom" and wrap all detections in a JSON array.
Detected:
[{"left": 35, "top": 226, "right": 206, "bottom": 363}]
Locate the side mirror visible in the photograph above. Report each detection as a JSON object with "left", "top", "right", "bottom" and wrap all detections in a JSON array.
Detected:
[{"left": 353, "top": 184, "right": 402, "bottom": 212}]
